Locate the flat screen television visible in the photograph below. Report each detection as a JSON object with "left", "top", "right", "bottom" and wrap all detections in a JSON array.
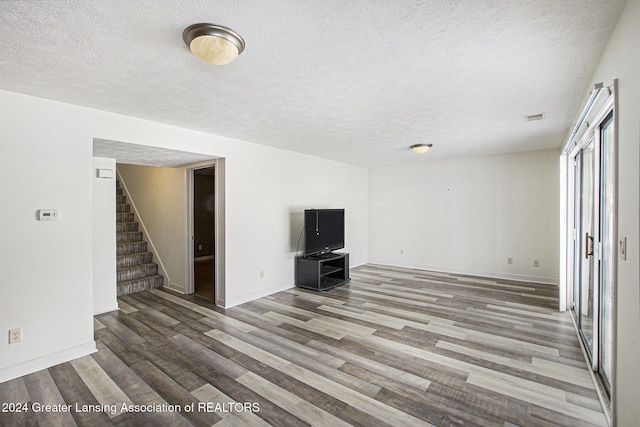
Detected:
[{"left": 304, "top": 209, "right": 345, "bottom": 256}]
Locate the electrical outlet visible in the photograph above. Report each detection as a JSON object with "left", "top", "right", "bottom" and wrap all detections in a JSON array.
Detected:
[
  {"left": 507, "top": 257, "right": 513, "bottom": 265},
  {"left": 400, "top": 249, "right": 404, "bottom": 255},
  {"left": 9, "top": 328, "right": 21, "bottom": 344},
  {"left": 533, "top": 260, "right": 540, "bottom": 268},
  {"left": 260, "top": 270, "right": 264, "bottom": 279}
]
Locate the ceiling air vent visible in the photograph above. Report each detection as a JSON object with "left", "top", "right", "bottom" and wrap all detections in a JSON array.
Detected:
[{"left": 525, "top": 113, "right": 545, "bottom": 122}]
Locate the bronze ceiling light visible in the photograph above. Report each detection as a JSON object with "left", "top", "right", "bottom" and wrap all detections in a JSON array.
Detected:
[{"left": 183, "top": 23, "right": 246, "bottom": 65}]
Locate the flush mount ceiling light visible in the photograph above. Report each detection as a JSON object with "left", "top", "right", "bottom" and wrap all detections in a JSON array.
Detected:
[
  {"left": 183, "top": 23, "right": 245, "bottom": 65},
  {"left": 410, "top": 144, "right": 433, "bottom": 154}
]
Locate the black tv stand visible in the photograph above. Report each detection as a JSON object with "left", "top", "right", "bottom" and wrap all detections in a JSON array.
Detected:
[
  {"left": 295, "top": 252, "right": 350, "bottom": 291},
  {"left": 316, "top": 252, "right": 339, "bottom": 259}
]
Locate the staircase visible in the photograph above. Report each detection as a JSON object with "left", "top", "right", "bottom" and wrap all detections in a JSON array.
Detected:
[{"left": 116, "top": 181, "right": 164, "bottom": 296}]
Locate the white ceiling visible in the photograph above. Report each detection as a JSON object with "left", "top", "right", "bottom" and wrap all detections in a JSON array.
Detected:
[
  {"left": 0, "top": 0, "right": 626, "bottom": 167},
  {"left": 93, "top": 139, "right": 216, "bottom": 168}
]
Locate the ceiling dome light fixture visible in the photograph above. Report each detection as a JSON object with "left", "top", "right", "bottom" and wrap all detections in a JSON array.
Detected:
[
  {"left": 183, "top": 23, "right": 246, "bottom": 65},
  {"left": 410, "top": 144, "right": 433, "bottom": 154}
]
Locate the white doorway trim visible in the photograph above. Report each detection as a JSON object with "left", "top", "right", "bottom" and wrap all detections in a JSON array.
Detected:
[{"left": 186, "top": 159, "right": 225, "bottom": 307}]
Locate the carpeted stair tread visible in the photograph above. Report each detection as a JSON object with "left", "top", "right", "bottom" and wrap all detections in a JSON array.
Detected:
[
  {"left": 117, "top": 212, "right": 134, "bottom": 223},
  {"left": 117, "top": 231, "right": 143, "bottom": 244},
  {"left": 116, "top": 204, "right": 131, "bottom": 213},
  {"left": 117, "top": 252, "right": 154, "bottom": 268},
  {"left": 117, "top": 275, "right": 163, "bottom": 296},
  {"left": 117, "top": 222, "right": 139, "bottom": 233},
  {"left": 117, "top": 241, "right": 148, "bottom": 255},
  {"left": 117, "top": 263, "right": 158, "bottom": 281}
]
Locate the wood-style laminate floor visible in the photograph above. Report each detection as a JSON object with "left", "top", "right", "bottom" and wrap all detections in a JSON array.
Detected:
[{"left": 0, "top": 265, "right": 606, "bottom": 426}]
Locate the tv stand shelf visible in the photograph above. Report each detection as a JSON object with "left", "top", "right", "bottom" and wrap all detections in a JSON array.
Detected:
[{"left": 295, "top": 252, "right": 350, "bottom": 291}]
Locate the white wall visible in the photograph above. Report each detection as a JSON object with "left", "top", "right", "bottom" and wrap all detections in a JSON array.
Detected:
[
  {"left": 221, "top": 148, "right": 368, "bottom": 307},
  {"left": 117, "top": 164, "right": 188, "bottom": 292},
  {"left": 93, "top": 157, "right": 118, "bottom": 315},
  {"left": 369, "top": 149, "right": 559, "bottom": 284},
  {"left": 585, "top": 0, "right": 640, "bottom": 423},
  {"left": 0, "top": 88, "right": 368, "bottom": 382},
  {"left": 0, "top": 92, "right": 97, "bottom": 382}
]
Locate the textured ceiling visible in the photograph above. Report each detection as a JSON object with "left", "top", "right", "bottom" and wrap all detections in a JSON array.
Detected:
[
  {"left": 0, "top": 0, "right": 626, "bottom": 167},
  {"left": 93, "top": 139, "right": 216, "bottom": 168}
]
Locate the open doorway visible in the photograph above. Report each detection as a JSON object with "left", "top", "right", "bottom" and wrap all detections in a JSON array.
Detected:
[
  {"left": 93, "top": 139, "right": 225, "bottom": 307},
  {"left": 192, "top": 166, "right": 215, "bottom": 299}
]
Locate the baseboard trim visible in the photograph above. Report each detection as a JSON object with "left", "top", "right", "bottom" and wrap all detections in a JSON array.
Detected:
[
  {"left": 0, "top": 341, "right": 97, "bottom": 384},
  {"left": 223, "top": 281, "right": 294, "bottom": 308},
  {"left": 165, "top": 282, "right": 185, "bottom": 294},
  {"left": 93, "top": 304, "right": 120, "bottom": 316},
  {"left": 368, "top": 262, "right": 558, "bottom": 285}
]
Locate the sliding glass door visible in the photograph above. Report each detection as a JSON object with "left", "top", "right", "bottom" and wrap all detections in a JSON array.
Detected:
[
  {"left": 573, "top": 139, "right": 596, "bottom": 354},
  {"left": 570, "top": 110, "right": 614, "bottom": 395},
  {"left": 598, "top": 113, "right": 614, "bottom": 390}
]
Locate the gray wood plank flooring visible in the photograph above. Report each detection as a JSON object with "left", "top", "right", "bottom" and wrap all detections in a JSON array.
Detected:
[{"left": 0, "top": 265, "right": 605, "bottom": 426}]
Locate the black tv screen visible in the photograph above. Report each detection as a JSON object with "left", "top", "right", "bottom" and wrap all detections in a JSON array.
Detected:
[{"left": 304, "top": 209, "right": 345, "bottom": 256}]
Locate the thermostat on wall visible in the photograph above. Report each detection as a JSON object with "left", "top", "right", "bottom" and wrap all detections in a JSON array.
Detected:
[{"left": 38, "top": 209, "right": 60, "bottom": 221}]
